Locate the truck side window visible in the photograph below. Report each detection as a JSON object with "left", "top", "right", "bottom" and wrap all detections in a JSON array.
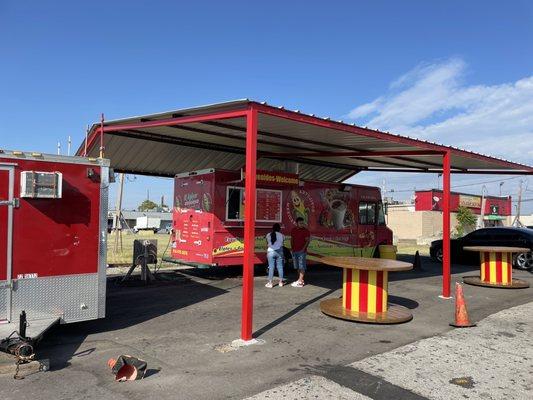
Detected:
[
  {"left": 367, "top": 203, "right": 376, "bottom": 225},
  {"left": 359, "top": 202, "right": 377, "bottom": 225},
  {"left": 359, "top": 202, "right": 368, "bottom": 224},
  {"left": 377, "top": 202, "right": 386, "bottom": 225}
]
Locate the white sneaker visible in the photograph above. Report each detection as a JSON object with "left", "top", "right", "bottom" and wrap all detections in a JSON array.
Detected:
[
  {"left": 291, "top": 281, "right": 304, "bottom": 288},
  {"left": 265, "top": 281, "right": 274, "bottom": 288},
  {"left": 278, "top": 280, "right": 285, "bottom": 287}
]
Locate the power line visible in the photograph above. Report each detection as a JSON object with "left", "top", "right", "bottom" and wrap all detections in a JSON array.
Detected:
[
  {"left": 449, "top": 176, "right": 522, "bottom": 189},
  {"left": 386, "top": 175, "right": 525, "bottom": 194}
]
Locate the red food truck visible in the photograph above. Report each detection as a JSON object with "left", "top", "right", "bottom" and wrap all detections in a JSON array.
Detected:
[
  {"left": 171, "top": 169, "right": 392, "bottom": 266},
  {"left": 0, "top": 150, "right": 109, "bottom": 349}
]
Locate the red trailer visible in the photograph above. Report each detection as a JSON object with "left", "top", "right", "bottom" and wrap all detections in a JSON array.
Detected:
[
  {"left": 0, "top": 150, "right": 109, "bottom": 348},
  {"left": 171, "top": 169, "right": 392, "bottom": 266}
]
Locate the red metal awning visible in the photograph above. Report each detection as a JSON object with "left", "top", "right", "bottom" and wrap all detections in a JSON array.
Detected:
[
  {"left": 77, "top": 99, "right": 533, "bottom": 179},
  {"left": 77, "top": 99, "right": 532, "bottom": 341}
]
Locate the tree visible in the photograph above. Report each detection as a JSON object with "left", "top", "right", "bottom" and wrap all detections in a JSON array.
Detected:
[
  {"left": 138, "top": 199, "right": 158, "bottom": 212},
  {"left": 454, "top": 206, "right": 477, "bottom": 238}
]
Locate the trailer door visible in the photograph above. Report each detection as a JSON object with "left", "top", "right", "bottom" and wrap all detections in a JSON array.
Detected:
[{"left": 0, "top": 165, "right": 15, "bottom": 322}]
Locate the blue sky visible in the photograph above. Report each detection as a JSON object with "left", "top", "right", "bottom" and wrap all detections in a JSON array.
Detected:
[{"left": 1, "top": 1, "right": 532, "bottom": 212}]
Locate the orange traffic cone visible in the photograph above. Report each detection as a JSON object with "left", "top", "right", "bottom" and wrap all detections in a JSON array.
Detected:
[
  {"left": 107, "top": 355, "right": 147, "bottom": 381},
  {"left": 450, "top": 282, "right": 476, "bottom": 328}
]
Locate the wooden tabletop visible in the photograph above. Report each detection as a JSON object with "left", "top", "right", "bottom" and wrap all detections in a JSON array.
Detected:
[
  {"left": 463, "top": 246, "right": 530, "bottom": 253},
  {"left": 319, "top": 256, "right": 413, "bottom": 272}
]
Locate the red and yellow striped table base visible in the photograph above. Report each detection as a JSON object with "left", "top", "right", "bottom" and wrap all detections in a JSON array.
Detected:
[
  {"left": 319, "top": 257, "right": 413, "bottom": 324},
  {"left": 342, "top": 269, "right": 388, "bottom": 314},
  {"left": 463, "top": 247, "right": 530, "bottom": 289}
]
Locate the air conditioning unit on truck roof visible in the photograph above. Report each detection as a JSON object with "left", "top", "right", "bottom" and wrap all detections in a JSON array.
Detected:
[{"left": 0, "top": 150, "right": 109, "bottom": 357}]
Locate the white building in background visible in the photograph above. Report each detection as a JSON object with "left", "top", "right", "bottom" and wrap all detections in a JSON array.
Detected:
[
  {"left": 516, "top": 213, "right": 533, "bottom": 227},
  {"left": 107, "top": 210, "right": 172, "bottom": 231}
]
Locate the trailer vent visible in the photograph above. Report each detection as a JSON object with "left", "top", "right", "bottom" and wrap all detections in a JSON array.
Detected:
[{"left": 20, "top": 171, "right": 63, "bottom": 198}]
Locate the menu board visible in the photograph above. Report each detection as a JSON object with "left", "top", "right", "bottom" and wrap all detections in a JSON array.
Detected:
[{"left": 256, "top": 189, "right": 282, "bottom": 222}]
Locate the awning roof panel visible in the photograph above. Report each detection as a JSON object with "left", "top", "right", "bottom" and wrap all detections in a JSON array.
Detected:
[{"left": 79, "top": 100, "right": 533, "bottom": 180}]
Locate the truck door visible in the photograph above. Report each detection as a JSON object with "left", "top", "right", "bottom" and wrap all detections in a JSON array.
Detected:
[
  {"left": 0, "top": 165, "right": 15, "bottom": 322},
  {"left": 357, "top": 201, "right": 377, "bottom": 257}
]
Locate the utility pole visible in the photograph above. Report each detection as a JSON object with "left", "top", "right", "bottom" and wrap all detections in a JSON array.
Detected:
[
  {"left": 84, "top": 125, "right": 90, "bottom": 156},
  {"left": 67, "top": 135, "right": 72, "bottom": 156},
  {"left": 113, "top": 173, "right": 125, "bottom": 253},
  {"left": 512, "top": 180, "right": 524, "bottom": 227},
  {"left": 57, "top": 141, "right": 61, "bottom": 155},
  {"left": 477, "top": 185, "right": 487, "bottom": 229}
]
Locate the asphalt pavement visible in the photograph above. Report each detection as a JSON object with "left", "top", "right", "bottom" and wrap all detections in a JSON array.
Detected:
[
  {"left": 249, "top": 301, "right": 533, "bottom": 399},
  {"left": 0, "top": 255, "right": 532, "bottom": 399}
]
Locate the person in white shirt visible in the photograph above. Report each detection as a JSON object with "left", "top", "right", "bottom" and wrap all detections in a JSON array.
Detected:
[{"left": 265, "top": 223, "right": 284, "bottom": 288}]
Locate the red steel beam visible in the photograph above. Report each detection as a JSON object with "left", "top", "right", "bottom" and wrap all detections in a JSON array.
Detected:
[
  {"left": 442, "top": 151, "right": 451, "bottom": 298},
  {"left": 103, "top": 109, "right": 248, "bottom": 132},
  {"left": 365, "top": 168, "right": 531, "bottom": 175},
  {"left": 261, "top": 149, "right": 449, "bottom": 170},
  {"left": 82, "top": 109, "right": 249, "bottom": 156},
  {"left": 195, "top": 120, "right": 424, "bottom": 170},
  {"left": 265, "top": 150, "right": 444, "bottom": 158},
  {"left": 350, "top": 150, "right": 444, "bottom": 157},
  {"left": 241, "top": 105, "right": 258, "bottom": 341}
]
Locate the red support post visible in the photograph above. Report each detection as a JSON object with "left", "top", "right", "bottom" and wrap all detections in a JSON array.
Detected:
[
  {"left": 241, "top": 106, "right": 258, "bottom": 341},
  {"left": 442, "top": 151, "right": 451, "bottom": 298}
]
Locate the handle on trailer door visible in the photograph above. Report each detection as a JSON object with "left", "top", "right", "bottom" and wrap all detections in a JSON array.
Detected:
[{"left": 0, "top": 198, "right": 19, "bottom": 208}]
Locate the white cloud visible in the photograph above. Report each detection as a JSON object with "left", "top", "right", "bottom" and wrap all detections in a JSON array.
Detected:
[{"left": 347, "top": 58, "right": 533, "bottom": 164}]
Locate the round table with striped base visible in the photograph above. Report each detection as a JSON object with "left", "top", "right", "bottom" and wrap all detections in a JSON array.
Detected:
[
  {"left": 319, "top": 257, "right": 413, "bottom": 324},
  {"left": 463, "top": 246, "right": 530, "bottom": 289}
]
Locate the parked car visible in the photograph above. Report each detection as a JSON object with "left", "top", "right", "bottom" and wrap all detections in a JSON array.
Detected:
[
  {"left": 430, "top": 227, "right": 533, "bottom": 270},
  {"left": 155, "top": 223, "right": 172, "bottom": 234}
]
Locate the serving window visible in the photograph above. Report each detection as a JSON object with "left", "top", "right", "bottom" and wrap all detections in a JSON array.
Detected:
[{"left": 225, "top": 186, "right": 282, "bottom": 223}]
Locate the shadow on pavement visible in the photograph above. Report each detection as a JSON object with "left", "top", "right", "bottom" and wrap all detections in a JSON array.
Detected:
[
  {"left": 37, "top": 271, "right": 228, "bottom": 371},
  {"left": 34, "top": 254, "right": 492, "bottom": 373},
  {"left": 253, "top": 288, "right": 337, "bottom": 338},
  {"left": 388, "top": 295, "right": 419, "bottom": 309}
]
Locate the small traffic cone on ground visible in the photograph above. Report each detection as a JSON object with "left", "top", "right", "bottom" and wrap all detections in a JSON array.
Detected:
[
  {"left": 450, "top": 282, "right": 476, "bottom": 328},
  {"left": 413, "top": 250, "right": 423, "bottom": 271},
  {"left": 107, "top": 355, "right": 147, "bottom": 381}
]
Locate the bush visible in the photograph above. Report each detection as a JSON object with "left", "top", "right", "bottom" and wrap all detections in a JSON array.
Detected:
[{"left": 455, "top": 206, "right": 477, "bottom": 237}]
